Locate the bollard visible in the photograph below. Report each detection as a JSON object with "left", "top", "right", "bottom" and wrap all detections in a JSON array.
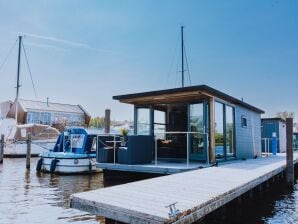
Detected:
[
  {"left": 104, "top": 109, "right": 111, "bottom": 134},
  {"left": 0, "top": 134, "right": 4, "bottom": 163},
  {"left": 286, "top": 118, "right": 294, "bottom": 188},
  {"left": 272, "top": 132, "right": 277, "bottom": 155},
  {"left": 26, "top": 133, "right": 32, "bottom": 169}
]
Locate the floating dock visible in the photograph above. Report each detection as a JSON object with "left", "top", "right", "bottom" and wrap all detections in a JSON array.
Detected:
[
  {"left": 71, "top": 153, "right": 298, "bottom": 224},
  {"left": 96, "top": 161, "right": 207, "bottom": 174}
]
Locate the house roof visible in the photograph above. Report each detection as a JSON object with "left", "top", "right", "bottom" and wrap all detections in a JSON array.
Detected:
[
  {"left": 113, "top": 85, "right": 265, "bottom": 114},
  {"left": 18, "top": 99, "right": 87, "bottom": 114},
  {"left": 261, "top": 117, "right": 286, "bottom": 123}
]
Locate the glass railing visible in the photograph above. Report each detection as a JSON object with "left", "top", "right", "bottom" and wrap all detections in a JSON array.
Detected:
[{"left": 154, "top": 131, "right": 209, "bottom": 168}]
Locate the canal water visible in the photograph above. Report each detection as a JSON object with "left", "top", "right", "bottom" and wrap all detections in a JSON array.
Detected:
[
  {"left": 0, "top": 158, "right": 104, "bottom": 224},
  {"left": 0, "top": 158, "right": 297, "bottom": 224}
]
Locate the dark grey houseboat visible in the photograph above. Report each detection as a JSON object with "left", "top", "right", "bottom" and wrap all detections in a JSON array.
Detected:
[
  {"left": 96, "top": 85, "right": 264, "bottom": 174},
  {"left": 261, "top": 118, "right": 286, "bottom": 153}
]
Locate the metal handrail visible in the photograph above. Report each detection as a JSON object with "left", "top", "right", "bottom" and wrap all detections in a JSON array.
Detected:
[
  {"left": 96, "top": 133, "right": 120, "bottom": 165},
  {"left": 154, "top": 131, "right": 208, "bottom": 168},
  {"left": 261, "top": 137, "right": 280, "bottom": 156}
]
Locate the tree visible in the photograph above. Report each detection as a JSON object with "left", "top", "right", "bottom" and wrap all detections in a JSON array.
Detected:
[
  {"left": 89, "top": 116, "right": 105, "bottom": 128},
  {"left": 275, "top": 111, "right": 295, "bottom": 120}
]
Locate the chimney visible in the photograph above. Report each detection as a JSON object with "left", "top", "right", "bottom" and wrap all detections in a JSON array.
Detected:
[{"left": 47, "top": 97, "right": 49, "bottom": 107}]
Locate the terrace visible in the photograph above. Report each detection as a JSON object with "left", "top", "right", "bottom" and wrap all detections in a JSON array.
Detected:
[{"left": 96, "top": 85, "right": 264, "bottom": 174}]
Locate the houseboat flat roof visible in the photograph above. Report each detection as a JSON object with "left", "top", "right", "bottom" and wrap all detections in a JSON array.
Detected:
[
  {"left": 113, "top": 85, "right": 264, "bottom": 114},
  {"left": 261, "top": 117, "right": 286, "bottom": 122}
]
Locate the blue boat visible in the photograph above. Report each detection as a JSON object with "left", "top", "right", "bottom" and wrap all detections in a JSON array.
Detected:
[{"left": 36, "top": 128, "right": 98, "bottom": 174}]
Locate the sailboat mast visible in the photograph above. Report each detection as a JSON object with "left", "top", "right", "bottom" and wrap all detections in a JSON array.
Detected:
[
  {"left": 181, "top": 26, "right": 184, "bottom": 88},
  {"left": 15, "top": 36, "right": 22, "bottom": 123}
]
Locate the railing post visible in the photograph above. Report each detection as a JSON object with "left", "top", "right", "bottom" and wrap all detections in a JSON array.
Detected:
[
  {"left": 186, "top": 132, "right": 189, "bottom": 168},
  {"left": 155, "top": 136, "right": 157, "bottom": 166},
  {"left": 205, "top": 132, "right": 209, "bottom": 166},
  {"left": 113, "top": 135, "right": 116, "bottom": 164},
  {"left": 0, "top": 134, "right": 4, "bottom": 163},
  {"left": 264, "top": 138, "right": 268, "bottom": 156},
  {"left": 96, "top": 135, "right": 99, "bottom": 163},
  {"left": 26, "top": 133, "right": 32, "bottom": 169}
]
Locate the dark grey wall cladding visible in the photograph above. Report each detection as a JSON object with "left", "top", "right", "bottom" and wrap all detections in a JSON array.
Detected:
[{"left": 235, "top": 105, "right": 261, "bottom": 159}]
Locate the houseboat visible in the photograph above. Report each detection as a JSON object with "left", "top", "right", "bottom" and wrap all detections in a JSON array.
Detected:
[
  {"left": 96, "top": 85, "right": 264, "bottom": 174},
  {"left": 261, "top": 118, "right": 286, "bottom": 154},
  {"left": 36, "top": 127, "right": 98, "bottom": 174}
]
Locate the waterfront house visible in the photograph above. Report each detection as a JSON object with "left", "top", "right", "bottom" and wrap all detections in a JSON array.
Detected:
[
  {"left": 1, "top": 99, "right": 91, "bottom": 129},
  {"left": 97, "top": 85, "right": 264, "bottom": 174},
  {"left": 0, "top": 100, "right": 13, "bottom": 119},
  {"left": 261, "top": 118, "right": 286, "bottom": 153}
]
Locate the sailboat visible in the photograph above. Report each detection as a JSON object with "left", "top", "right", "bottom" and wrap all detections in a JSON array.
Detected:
[{"left": 0, "top": 36, "right": 58, "bottom": 157}]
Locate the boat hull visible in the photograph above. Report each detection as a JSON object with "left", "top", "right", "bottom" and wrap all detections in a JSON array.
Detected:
[{"left": 38, "top": 152, "right": 98, "bottom": 174}]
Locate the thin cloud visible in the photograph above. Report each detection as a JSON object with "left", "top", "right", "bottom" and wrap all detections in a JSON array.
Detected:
[
  {"left": 21, "top": 32, "right": 117, "bottom": 54},
  {"left": 24, "top": 42, "right": 67, "bottom": 52}
]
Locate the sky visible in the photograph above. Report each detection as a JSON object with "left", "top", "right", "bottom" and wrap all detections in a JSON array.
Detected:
[{"left": 0, "top": 0, "right": 297, "bottom": 121}]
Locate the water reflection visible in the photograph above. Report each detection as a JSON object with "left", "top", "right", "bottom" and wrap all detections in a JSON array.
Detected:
[
  {"left": 0, "top": 158, "right": 104, "bottom": 224},
  {"left": 200, "top": 172, "right": 298, "bottom": 224},
  {"left": 1, "top": 158, "right": 297, "bottom": 224}
]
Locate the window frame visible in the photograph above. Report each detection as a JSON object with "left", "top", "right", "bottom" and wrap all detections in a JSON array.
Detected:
[{"left": 241, "top": 115, "right": 248, "bottom": 128}]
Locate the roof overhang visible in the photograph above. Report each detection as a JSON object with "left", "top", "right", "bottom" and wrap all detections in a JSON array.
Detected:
[
  {"left": 115, "top": 90, "right": 212, "bottom": 105},
  {"left": 113, "top": 85, "right": 265, "bottom": 114}
]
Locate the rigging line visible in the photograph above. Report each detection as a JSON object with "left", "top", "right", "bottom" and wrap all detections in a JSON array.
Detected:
[
  {"left": 22, "top": 41, "right": 37, "bottom": 98},
  {"left": 0, "top": 39, "right": 18, "bottom": 74},
  {"left": 183, "top": 43, "right": 191, "bottom": 86},
  {"left": 164, "top": 32, "right": 180, "bottom": 89}
]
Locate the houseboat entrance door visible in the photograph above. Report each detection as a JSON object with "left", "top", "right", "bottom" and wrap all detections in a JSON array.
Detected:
[
  {"left": 152, "top": 102, "right": 208, "bottom": 162},
  {"left": 189, "top": 102, "right": 208, "bottom": 161}
]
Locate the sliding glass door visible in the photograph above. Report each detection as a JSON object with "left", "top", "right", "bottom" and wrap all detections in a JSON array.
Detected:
[
  {"left": 136, "top": 108, "right": 151, "bottom": 135},
  {"left": 226, "top": 105, "right": 235, "bottom": 158},
  {"left": 189, "top": 102, "right": 208, "bottom": 161},
  {"left": 214, "top": 102, "right": 235, "bottom": 160},
  {"left": 215, "top": 102, "right": 225, "bottom": 159}
]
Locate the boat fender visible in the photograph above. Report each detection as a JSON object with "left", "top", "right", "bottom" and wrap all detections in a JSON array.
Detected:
[
  {"left": 50, "top": 159, "right": 58, "bottom": 173},
  {"left": 89, "top": 161, "right": 92, "bottom": 173},
  {"left": 36, "top": 158, "right": 43, "bottom": 172}
]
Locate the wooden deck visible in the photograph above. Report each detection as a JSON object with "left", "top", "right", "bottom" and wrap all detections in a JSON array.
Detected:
[{"left": 71, "top": 153, "right": 298, "bottom": 224}]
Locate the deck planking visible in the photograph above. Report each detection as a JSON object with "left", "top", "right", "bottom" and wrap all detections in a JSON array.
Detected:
[{"left": 71, "top": 153, "right": 298, "bottom": 224}]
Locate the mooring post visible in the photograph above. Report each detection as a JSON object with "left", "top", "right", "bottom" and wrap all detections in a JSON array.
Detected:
[
  {"left": 26, "top": 133, "right": 32, "bottom": 169},
  {"left": 0, "top": 134, "right": 4, "bottom": 163},
  {"left": 104, "top": 109, "right": 111, "bottom": 134},
  {"left": 286, "top": 118, "right": 294, "bottom": 188}
]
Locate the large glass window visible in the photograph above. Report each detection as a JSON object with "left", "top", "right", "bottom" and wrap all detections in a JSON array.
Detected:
[
  {"left": 189, "top": 103, "right": 205, "bottom": 157},
  {"left": 26, "top": 111, "right": 84, "bottom": 126},
  {"left": 154, "top": 110, "right": 166, "bottom": 132},
  {"left": 214, "top": 102, "right": 224, "bottom": 159},
  {"left": 226, "top": 106, "right": 235, "bottom": 158},
  {"left": 153, "top": 109, "right": 166, "bottom": 139},
  {"left": 136, "top": 108, "right": 151, "bottom": 135}
]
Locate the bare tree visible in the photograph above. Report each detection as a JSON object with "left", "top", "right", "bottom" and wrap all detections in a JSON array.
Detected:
[{"left": 275, "top": 111, "right": 295, "bottom": 120}]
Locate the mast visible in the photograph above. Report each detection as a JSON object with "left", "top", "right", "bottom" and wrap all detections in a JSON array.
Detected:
[
  {"left": 181, "top": 26, "right": 184, "bottom": 88},
  {"left": 15, "top": 36, "right": 22, "bottom": 123}
]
